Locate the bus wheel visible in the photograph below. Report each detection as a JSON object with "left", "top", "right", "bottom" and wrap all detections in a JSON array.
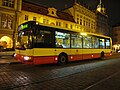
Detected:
[
  {"left": 100, "top": 51, "right": 104, "bottom": 60},
  {"left": 58, "top": 54, "right": 67, "bottom": 65}
]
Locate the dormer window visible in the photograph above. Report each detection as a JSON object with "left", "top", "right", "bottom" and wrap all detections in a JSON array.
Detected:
[
  {"left": 52, "top": 11, "right": 54, "bottom": 14},
  {"left": 47, "top": 8, "right": 58, "bottom": 17},
  {"left": 28, "top": 7, "right": 31, "bottom": 10}
]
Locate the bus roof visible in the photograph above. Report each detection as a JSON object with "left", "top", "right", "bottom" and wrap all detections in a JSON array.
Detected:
[{"left": 18, "top": 21, "right": 111, "bottom": 39}]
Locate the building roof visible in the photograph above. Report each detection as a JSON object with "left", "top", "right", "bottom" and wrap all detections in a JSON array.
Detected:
[{"left": 22, "top": 1, "right": 75, "bottom": 23}]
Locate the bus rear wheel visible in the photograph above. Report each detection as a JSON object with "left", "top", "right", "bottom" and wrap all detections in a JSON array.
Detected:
[
  {"left": 58, "top": 54, "right": 67, "bottom": 65},
  {"left": 100, "top": 51, "right": 105, "bottom": 60}
]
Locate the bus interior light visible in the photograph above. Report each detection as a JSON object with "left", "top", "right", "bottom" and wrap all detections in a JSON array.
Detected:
[{"left": 80, "top": 32, "right": 87, "bottom": 36}]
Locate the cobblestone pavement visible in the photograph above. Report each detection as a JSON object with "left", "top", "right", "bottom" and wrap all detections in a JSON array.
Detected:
[{"left": 0, "top": 54, "right": 120, "bottom": 90}]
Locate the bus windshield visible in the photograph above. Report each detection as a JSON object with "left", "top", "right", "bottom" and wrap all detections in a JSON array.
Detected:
[{"left": 16, "top": 30, "right": 32, "bottom": 49}]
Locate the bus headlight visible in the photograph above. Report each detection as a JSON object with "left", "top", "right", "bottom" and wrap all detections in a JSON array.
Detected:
[
  {"left": 24, "top": 56, "right": 31, "bottom": 61},
  {"left": 14, "top": 53, "right": 17, "bottom": 57}
]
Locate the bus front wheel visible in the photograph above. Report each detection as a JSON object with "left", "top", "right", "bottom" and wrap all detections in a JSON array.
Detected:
[{"left": 58, "top": 54, "right": 67, "bottom": 65}]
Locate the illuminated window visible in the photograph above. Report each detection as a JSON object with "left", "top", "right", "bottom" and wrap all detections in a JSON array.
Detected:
[
  {"left": 83, "top": 36, "right": 92, "bottom": 48},
  {"left": 55, "top": 31, "right": 70, "bottom": 48},
  {"left": 2, "top": 0, "right": 14, "bottom": 8},
  {"left": 65, "top": 24, "right": 68, "bottom": 28},
  {"left": 71, "top": 34, "right": 82, "bottom": 48},
  {"left": 92, "top": 37, "right": 99, "bottom": 48},
  {"left": 33, "top": 17, "right": 36, "bottom": 21},
  {"left": 43, "top": 19, "right": 49, "bottom": 24},
  {"left": 48, "top": 8, "right": 57, "bottom": 17},
  {"left": 76, "top": 18, "right": 79, "bottom": 24},
  {"left": 70, "top": 25, "right": 73, "bottom": 29},
  {"left": 99, "top": 38, "right": 105, "bottom": 49},
  {"left": 56, "top": 21, "right": 61, "bottom": 27},
  {"left": 83, "top": 20, "right": 85, "bottom": 26},
  {"left": 80, "top": 19, "right": 82, "bottom": 25},
  {"left": 106, "top": 39, "right": 110, "bottom": 49},
  {"left": 25, "top": 15, "right": 28, "bottom": 20},
  {"left": 88, "top": 19, "right": 90, "bottom": 27}
]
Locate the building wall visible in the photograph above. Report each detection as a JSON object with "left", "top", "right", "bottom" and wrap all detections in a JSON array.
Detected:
[
  {"left": 63, "top": 2, "right": 96, "bottom": 33},
  {"left": 18, "top": 10, "right": 76, "bottom": 31},
  {"left": 96, "top": 12, "right": 110, "bottom": 36},
  {"left": 0, "top": 0, "right": 111, "bottom": 49},
  {"left": 112, "top": 26, "right": 120, "bottom": 52},
  {"left": 112, "top": 26, "right": 120, "bottom": 45},
  {"left": 0, "top": 0, "right": 22, "bottom": 49}
]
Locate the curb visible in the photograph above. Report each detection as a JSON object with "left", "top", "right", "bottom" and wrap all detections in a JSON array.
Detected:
[
  {"left": 0, "top": 61, "right": 21, "bottom": 65},
  {"left": 0, "top": 55, "right": 21, "bottom": 65},
  {"left": 9, "top": 62, "right": 21, "bottom": 64},
  {"left": 0, "top": 55, "right": 13, "bottom": 59}
]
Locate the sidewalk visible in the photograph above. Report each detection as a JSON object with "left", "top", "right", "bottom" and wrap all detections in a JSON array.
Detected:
[
  {"left": 0, "top": 56, "right": 20, "bottom": 65},
  {"left": 0, "top": 55, "right": 20, "bottom": 64}
]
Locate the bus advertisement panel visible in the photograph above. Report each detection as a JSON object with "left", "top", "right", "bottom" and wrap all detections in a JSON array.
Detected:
[{"left": 14, "top": 21, "right": 112, "bottom": 65}]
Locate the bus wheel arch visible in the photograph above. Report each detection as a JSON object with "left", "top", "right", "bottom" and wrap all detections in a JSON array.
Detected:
[
  {"left": 58, "top": 52, "right": 68, "bottom": 65},
  {"left": 100, "top": 51, "right": 105, "bottom": 60}
]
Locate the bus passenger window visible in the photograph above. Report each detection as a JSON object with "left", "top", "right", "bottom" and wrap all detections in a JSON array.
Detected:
[
  {"left": 99, "top": 38, "right": 105, "bottom": 48},
  {"left": 106, "top": 39, "right": 110, "bottom": 49},
  {"left": 71, "top": 34, "right": 82, "bottom": 48},
  {"left": 92, "top": 37, "right": 99, "bottom": 48},
  {"left": 83, "top": 36, "right": 92, "bottom": 48},
  {"left": 55, "top": 31, "right": 70, "bottom": 48},
  {"left": 33, "top": 30, "right": 53, "bottom": 48}
]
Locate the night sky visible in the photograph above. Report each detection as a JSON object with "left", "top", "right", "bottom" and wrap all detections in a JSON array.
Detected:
[{"left": 24, "top": 0, "right": 120, "bottom": 26}]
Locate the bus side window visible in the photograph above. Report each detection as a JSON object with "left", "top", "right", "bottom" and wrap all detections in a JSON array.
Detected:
[
  {"left": 92, "top": 37, "right": 99, "bottom": 48},
  {"left": 106, "top": 39, "right": 110, "bottom": 49},
  {"left": 71, "top": 34, "right": 82, "bottom": 48},
  {"left": 55, "top": 31, "right": 70, "bottom": 48},
  {"left": 99, "top": 38, "right": 105, "bottom": 49}
]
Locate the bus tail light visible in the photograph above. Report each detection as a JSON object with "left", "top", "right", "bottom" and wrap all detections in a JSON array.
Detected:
[
  {"left": 71, "top": 56, "right": 73, "bottom": 59},
  {"left": 110, "top": 53, "right": 112, "bottom": 56},
  {"left": 92, "top": 55, "right": 93, "bottom": 57},
  {"left": 55, "top": 57, "right": 58, "bottom": 61}
]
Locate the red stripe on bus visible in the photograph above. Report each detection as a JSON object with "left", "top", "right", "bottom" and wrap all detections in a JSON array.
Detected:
[
  {"left": 33, "top": 56, "right": 57, "bottom": 65},
  {"left": 15, "top": 53, "right": 111, "bottom": 65}
]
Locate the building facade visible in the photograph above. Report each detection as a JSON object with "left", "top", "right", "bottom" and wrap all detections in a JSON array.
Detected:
[
  {"left": 0, "top": 0, "right": 111, "bottom": 49},
  {"left": 63, "top": 2, "right": 96, "bottom": 33},
  {"left": 96, "top": 0, "right": 110, "bottom": 36},
  {"left": 19, "top": 1, "right": 76, "bottom": 31},
  {"left": 112, "top": 25, "right": 120, "bottom": 52},
  {"left": 0, "top": 0, "right": 21, "bottom": 49}
]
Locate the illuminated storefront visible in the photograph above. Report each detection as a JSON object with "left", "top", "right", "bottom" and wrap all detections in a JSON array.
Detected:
[{"left": 0, "top": 36, "right": 13, "bottom": 48}]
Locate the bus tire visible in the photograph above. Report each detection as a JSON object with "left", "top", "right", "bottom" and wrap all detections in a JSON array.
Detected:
[
  {"left": 58, "top": 54, "right": 67, "bottom": 65},
  {"left": 100, "top": 51, "right": 104, "bottom": 60}
]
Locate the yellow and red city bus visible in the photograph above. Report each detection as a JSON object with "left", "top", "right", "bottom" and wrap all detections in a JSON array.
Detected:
[{"left": 14, "top": 21, "right": 112, "bottom": 65}]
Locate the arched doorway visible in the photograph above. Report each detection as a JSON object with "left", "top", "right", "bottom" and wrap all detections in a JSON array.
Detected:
[
  {"left": 0, "top": 36, "right": 13, "bottom": 49},
  {"left": 50, "top": 22, "right": 55, "bottom": 26}
]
